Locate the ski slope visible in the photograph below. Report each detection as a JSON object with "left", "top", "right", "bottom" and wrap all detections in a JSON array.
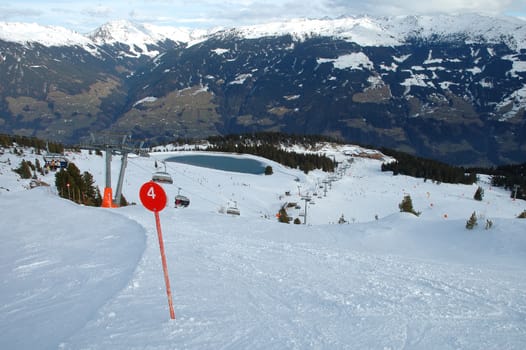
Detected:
[{"left": 1, "top": 145, "right": 525, "bottom": 349}]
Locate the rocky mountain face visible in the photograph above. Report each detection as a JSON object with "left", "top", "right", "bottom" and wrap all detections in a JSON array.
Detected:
[{"left": 0, "top": 15, "right": 525, "bottom": 166}]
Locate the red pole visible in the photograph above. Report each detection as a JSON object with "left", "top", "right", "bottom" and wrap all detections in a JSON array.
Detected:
[{"left": 154, "top": 211, "right": 176, "bottom": 320}]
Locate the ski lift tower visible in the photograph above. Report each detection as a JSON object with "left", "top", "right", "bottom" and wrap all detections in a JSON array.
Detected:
[
  {"left": 322, "top": 179, "right": 329, "bottom": 197},
  {"left": 513, "top": 184, "right": 520, "bottom": 200},
  {"left": 82, "top": 132, "right": 143, "bottom": 208},
  {"left": 301, "top": 195, "right": 311, "bottom": 224}
]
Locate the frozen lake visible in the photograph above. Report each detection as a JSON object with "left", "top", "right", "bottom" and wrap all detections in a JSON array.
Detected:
[{"left": 166, "top": 153, "right": 267, "bottom": 174}]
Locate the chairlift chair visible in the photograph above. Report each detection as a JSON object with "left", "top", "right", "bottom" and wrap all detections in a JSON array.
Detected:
[
  {"left": 152, "top": 161, "right": 173, "bottom": 184},
  {"left": 226, "top": 201, "right": 240, "bottom": 215},
  {"left": 174, "top": 187, "right": 190, "bottom": 207},
  {"left": 152, "top": 171, "right": 173, "bottom": 184},
  {"left": 174, "top": 195, "right": 190, "bottom": 207},
  {"left": 227, "top": 207, "right": 240, "bottom": 215}
]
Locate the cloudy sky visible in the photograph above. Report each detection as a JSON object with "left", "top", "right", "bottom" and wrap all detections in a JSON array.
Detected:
[{"left": 0, "top": 0, "right": 524, "bottom": 33}]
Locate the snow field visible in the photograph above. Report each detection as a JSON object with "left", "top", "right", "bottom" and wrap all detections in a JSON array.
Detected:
[{"left": 1, "top": 145, "right": 526, "bottom": 349}]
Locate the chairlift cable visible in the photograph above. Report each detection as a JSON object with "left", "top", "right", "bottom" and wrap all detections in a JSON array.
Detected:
[
  {"left": 162, "top": 160, "right": 228, "bottom": 194},
  {"left": 133, "top": 157, "right": 230, "bottom": 207}
]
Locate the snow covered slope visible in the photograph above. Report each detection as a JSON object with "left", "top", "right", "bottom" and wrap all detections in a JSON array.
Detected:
[
  {"left": 1, "top": 144, "right": 525, "bottom": 349},
  {"left": 0, "top": 189, "right": 145, "bottom": 350}
]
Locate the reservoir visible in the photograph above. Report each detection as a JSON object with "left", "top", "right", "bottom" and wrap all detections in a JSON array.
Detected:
[{"left": 166, "top": 154, "right": 267, "bottom": 174}]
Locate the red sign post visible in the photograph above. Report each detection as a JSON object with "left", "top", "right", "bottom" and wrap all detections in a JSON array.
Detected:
[{"left": 139, "top": 181, "right": 175, "bottom": 320}]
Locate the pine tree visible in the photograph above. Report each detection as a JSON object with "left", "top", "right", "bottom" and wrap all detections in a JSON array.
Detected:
[
  {"left": 14, "top": 160, "right": 32, "bottom": 179},
  {"left": 81, "top": 172, "right": 99, "bottom": 206},
  {"left": 474, "top": 186, "right": 484, "bottom": 201},
  {"left": 398, "top": 194, "right": 420, "bottom": 216},
  {"left": 278, "top": 208, "right": 290, "bottom": 223},
  {"left": 94, "top": 187, "right": 102, "bottom": 207},
  {"left": 466, "top": 211, "right": 478, "bottom": 229},
  {"left": 35, "top": 158, "right": 44, "bottom": 175},
  {"left": 119, "top": 193, "right": 129, "bottom": 207},
  {"left": 485, "top": 219, "right": 493, "bottom": 230}
]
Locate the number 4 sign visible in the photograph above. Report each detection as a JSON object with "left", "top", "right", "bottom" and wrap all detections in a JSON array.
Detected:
[
  {"left": 139, "top": 181, "right": 167, "bottom": 212},
  {"left": 139, "top": 181, "right": 175, "bottom": 319}
]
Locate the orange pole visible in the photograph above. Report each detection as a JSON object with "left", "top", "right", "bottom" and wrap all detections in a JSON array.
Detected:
[
  {"left": 101, "top": 187, "right": 113, "bottom": 208},
  {"left": 154, "top": 211, "right": 175, "bottom": 319},
  {"left": 101, "top": 187, "right": 119, "bottom": 208}
]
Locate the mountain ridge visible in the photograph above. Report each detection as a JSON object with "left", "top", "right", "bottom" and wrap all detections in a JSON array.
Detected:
[
  {"left": 0, "top": 13, "right": 525, "bottom": 167},
  {"left": 1, "top": 14, "right": 525, "bottom": 50}
]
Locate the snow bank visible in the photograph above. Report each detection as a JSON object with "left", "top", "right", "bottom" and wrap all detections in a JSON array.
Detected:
[{"left": 0, "top": 189, "right": 145, "bottom": 350}]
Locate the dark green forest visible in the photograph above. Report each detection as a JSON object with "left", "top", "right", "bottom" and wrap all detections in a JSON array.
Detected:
[
  {"left": 380, "top": 148, "right": 477, "bottom": 185},
  {"left": 55, "top": 163, "right": 102, "bottom": 206},
  {"left": 485, "top": 163, "right": 526, "bottom": 200},
  {"left": 0, "top": 133, "right": 64, "bottom": 154},
  {"left": 380, "top": 147, "right": 525, "bottom": 200},
  {"left": 205, "top": 132, "right": 339, "bottom": 147}
]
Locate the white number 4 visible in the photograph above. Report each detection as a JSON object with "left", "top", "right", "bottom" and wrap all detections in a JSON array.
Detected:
[{"left": 147, "top": 186, "right": 156, "bottom": 199}]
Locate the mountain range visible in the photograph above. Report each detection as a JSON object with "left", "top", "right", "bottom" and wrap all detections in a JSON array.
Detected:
[{"left": 0, "top": 14, "right": 525, "bottom": 166}]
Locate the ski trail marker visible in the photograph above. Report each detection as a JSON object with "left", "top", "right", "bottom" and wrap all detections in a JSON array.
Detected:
[{"left": 139, "top": 181, "right": 175, "bottom": 320}]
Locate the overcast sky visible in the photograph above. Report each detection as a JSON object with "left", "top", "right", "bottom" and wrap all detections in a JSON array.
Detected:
[{"left": 0, "top": 0, "right": 524, "bottom": 33}]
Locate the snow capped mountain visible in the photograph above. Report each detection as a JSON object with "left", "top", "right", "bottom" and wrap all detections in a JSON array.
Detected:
[
  {"left": 0, "top": 22, "right": 97, "bottom": 53},
  {"left": 220, "top": 16, "right": 403, "bottom": 46},
  {"left": 385, "top": 14, "right": 526, "bottom": 50},
  {"left": 87, "top": 20, "right": 209, "bottom": 57},
  {"left": 0, "top": 20, "right": 207, "bottom": 58},
  {"left": 1, "top": 14, "right": 525, "bottom": 52},
  {"left": 205, "top": 14, "right": 526, "bottom": 50},
  {"left": 89, "top": 20, "right": 170, "bottom": 45}
]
